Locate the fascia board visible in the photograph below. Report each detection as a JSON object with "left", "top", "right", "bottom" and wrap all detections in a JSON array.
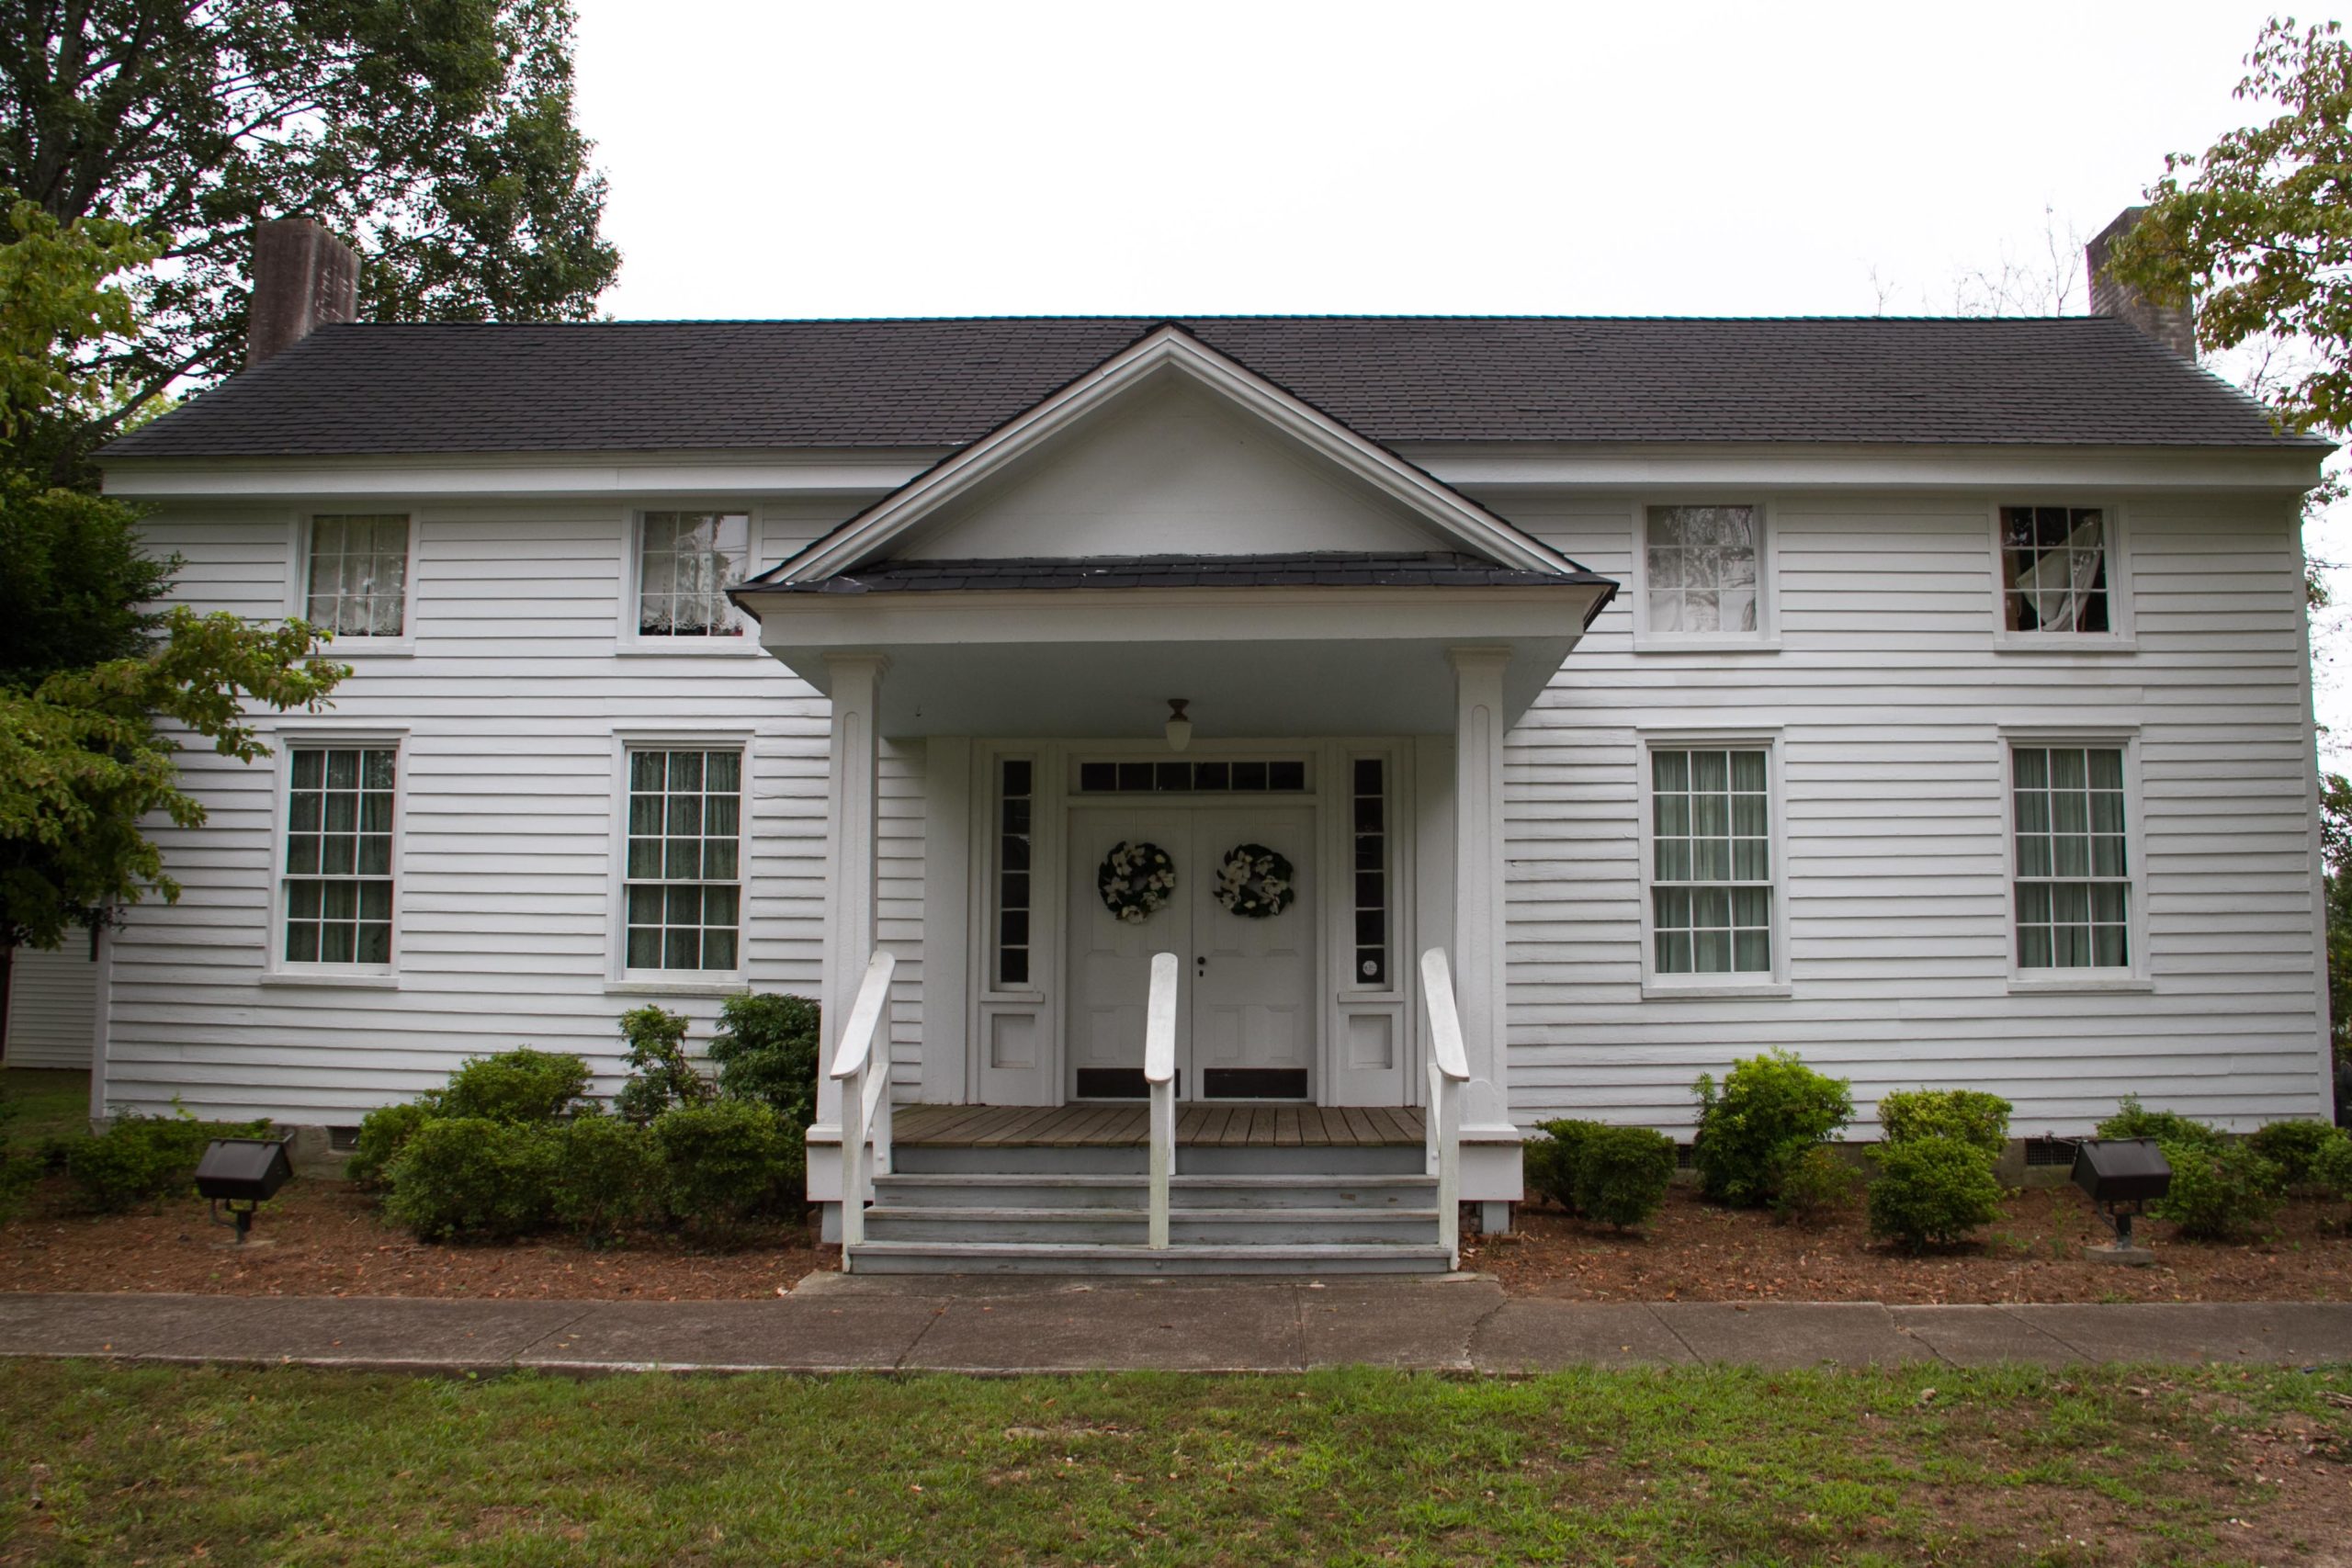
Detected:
[
  {"left": 99, "top": 450, "right": 937, "bottom": 502},
  {"left": 1409, "top": 442, "right": 2334, "bottom": 493}
]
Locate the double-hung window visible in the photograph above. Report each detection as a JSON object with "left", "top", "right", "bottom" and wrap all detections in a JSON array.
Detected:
[
  {"left": 624, "top": 747, "right": 744, "bottom": 971},
  {"left": 305, "top": 514, "right": 411, "bottom": 637},
  {"left": 1999, "top": 505, "right": 2116, "bottom": 636},
  {"left": 282, "top": 745, "right": 397, "bottom": 966},
  {"left": 637, "top": 512, "right": 749, "bottom": 637},
  {"left": 1640, "top": 504, "right": 1766, "bottom": 641},
  {"left": 2010, "top": 743, "right": 2132, "bottom": 970},
  {"left": 1647, "top": 745, "right": 1776, "bottom": 977}
]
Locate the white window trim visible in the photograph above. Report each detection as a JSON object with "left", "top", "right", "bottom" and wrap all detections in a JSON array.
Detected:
[
  {"left": 616, "top": 506, "right": 764, "bottom": 657},
  {"left": 1630, "top": 499, "right": 1781, "bottom": 653},
  {"left": 1988, "top": 501, "right": 2137, "bottom": 652},
  {"left": 1634, "top": 727, "right": 1792, "bottom": 998},
  {"left": 1998, "top": 726, "right": 2154, "bottom": 992},
  {"left": 605, "top": 728, "right": 756, "bottom": 992},
  {"left": 288, "top": 511, "right": 419, "bottom": 657},
  {"left": 262, "top": 727, "right": 409, "bottom": 985}
]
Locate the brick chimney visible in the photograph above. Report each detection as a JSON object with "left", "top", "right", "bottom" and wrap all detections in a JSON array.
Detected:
[
  {"left": 2086, "top": 207, "right": 2196, "bottom": 360},
  {"left": 246, "top": 218, "right": 358, "bottom": 367}
]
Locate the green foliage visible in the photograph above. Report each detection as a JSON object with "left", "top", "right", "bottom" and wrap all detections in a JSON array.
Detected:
[
  {"left": 345, "top": 1101, "right": 434, "bottom": 1190},
  {"left": 612, "top": 1006, "right": 715, "bottom": 1125},
  {"left": 436, "top": 1048, "right": 589, "bottom": 1124},
  {"left": 65, "top": 1106, "right": 269, "bottom": 1213},
  {"left": 1876, "top": 1089, "right": 2013, "bottom": 1159},
  {"left": 706, "top": 993, "right": 824, "bottom": 1130},
  {"left": 2247, "top": 1119, "right": 2345, "bottom": 1187},
  {"left": 2311, "top": 1128, "right": 2352, "bottom": 1200},
  {"left": 0, "top": 1080, "right": 33, "bottom": 1220},
  {"left": 1866, "top": 1136, "right": 2006, "bottom": 1253},
  {"left": 1570, "top": 1125, "right": 1678, "bottom": 1232},
  {"left": 2151, "top": 1139, "right": 2282, "bottom": 1242},
  {"left": 1523, "top": 1119, "right": 1600, "bottom": 1213},
  {"left": 2095, "top": 1097, "right": 2228, "bottom": 1154},
  {"left": 1772, "top": 1145, "right": 1860, "bottom": 1227},
  {"left": 1690, "top": 1050, "right": 1854, "bottom": 1208},
  {"left": 380, "top": 1118, "right": 557, "bottom": 1242},
  {"left": 549, "top": 1111, "right": 659, "bottom": 1241},
  {"left": 2324, "top": 773, "right": 2352, "bottom": 1059},
  {"left": 2102, "top": 19, "right": 2352, "bottom": 436},
  {"left": 651, "top": 1100, "right": 798, "bottom": 1233}
]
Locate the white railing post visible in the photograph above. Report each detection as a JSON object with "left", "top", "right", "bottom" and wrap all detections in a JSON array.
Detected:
[
  {"left": 1144, "top": 952, "right": 1180, "bottom": 1250},
  {"left": 828, "top": 949, "right": 898, "bottom": 1266},
  {"left": 1419, "top": 947, "right": 1472, "bottom": 1269}
]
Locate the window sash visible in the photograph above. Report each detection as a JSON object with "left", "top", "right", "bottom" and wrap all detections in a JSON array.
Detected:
[
  {"left": 306, "top": 515, "right": 410, "bottom": 637},
  {"left": 2012, "top": 744, "right": 2131, "bottom": 969},
  {"left": 1648, "top": 746, "right": 1772, "bottom": 976},
  {"left": 1645, "top": 505, "right": 1760, "bottom": 636},
  {"left": 639, "top": 512, "right": 749, "bottom": 637},
  {"left": 624, "top": 748, "right": 744, "bottom": 971},
  {"left": 2000, "top": 506, "right": 2110, "bottom": 634},
  {"left": 283, "top": 745, "right": 396, "bottom": 964}
]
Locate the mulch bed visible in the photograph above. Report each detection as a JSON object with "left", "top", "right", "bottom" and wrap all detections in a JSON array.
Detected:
[
  {"left": 1470, "top": 1181, "right": 2352, "bottom": 1303},
  {"left": 0, "top": 1176, "right": 831, "bottom": 1300}
]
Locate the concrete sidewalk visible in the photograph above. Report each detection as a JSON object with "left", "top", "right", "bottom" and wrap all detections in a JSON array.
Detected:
[{"left": 2, "top": 1277, "right": 2348, "bottom": 1374}]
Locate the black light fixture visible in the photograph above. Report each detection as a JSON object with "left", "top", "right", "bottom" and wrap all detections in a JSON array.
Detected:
[
  {"left": 195, "top": 1137, "right": 294, "bottom": 1245},
  {"left": 2071, "top": 1137, "right": 2171, "bottom": 1263}
]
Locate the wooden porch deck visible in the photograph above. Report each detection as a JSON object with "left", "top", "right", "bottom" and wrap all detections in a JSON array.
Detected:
[{"left": 891, "top": 1102, "right": 1427, "bottom": 1149}]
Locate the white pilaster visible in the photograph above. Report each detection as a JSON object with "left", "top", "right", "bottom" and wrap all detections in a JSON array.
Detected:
[
  {"left": 816, "top": 653, "right": 886, "bottom": 1132},
  {"left": 1448, "top": 647, "right": 1514, "bottom": 1137}
]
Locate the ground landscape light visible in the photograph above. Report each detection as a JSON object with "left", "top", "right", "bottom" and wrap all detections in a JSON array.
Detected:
[
  {"left": 2070, "top": 1136, "right": 2172, "bottom": 1265},
  {"left": 194, "top": 1136, "right": 295, "bottom": 1246},
  {"left": 1165, "top": 698, "right": 1193, "bottom": 752}
]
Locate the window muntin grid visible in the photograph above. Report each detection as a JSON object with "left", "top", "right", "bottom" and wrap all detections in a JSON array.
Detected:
[
  {"left": 624, "top": 749, "right": 743, "bottom": 970},
  {"left": 996, "top": 758, "right": 1034, "bottom": 987},
  {"left": 2000, "top": 506, "right": 2110, "bottom": 634},
  {"left": 638, "top": 512, "right": 749, "bottom": 637},
  {"left": 1351, "top": 756, "right": 1387, "bottom": 987},
  {"left": 2012, "top": 744, "right": 2131, "bottom": 969},
  {"left": 1074, "top": 759, "right": 1308, "bottom": 793},
  {"left": 1649, "top": 747, "right": 1772, "bottom": 975},
  {"left": 306, "top": 514, "right": 410, "bottom": 637},
  {"left": 284, "top": 746, "right": 396, "bottom": 964},
  {"left": 1645, "top": 505, "right": 1760, "bottom": 635}
]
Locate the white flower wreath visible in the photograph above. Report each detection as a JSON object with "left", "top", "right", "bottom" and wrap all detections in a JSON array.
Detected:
[
  {"left": 1097, "top": 840, "right": 1176, "bottom": 923},
  {"left": 1214, "top": 842, "right": 1296, "bottom": 919}
]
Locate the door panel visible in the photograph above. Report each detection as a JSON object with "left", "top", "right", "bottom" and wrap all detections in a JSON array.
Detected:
[{"left": 1067, "top": 811, "right": 1191, "bottom": 1095}]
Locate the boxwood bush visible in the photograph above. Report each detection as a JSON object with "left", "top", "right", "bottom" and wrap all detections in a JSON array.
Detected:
[
  {"left": 381, "top": 1117, "right": 558, "bottom": 1242},
  {"left": 1690, "top": 1050, "right": 1853, "bottom": 1208},
  {"left": 1876, "top": 1089, "right": 2011, "bottom": 1159},
  {"left": 66, "top": 1107, "right": 272, "bottom": 1213},
  {"left": 2246, "top": 1119, "right": 2344, "bottom": 1189},
  {"left": 707, "top": 993, "right": 823, "bottom": 1130},
  {"left": 1571, "top": 1125, "right": 1678, "bottom": 1231},
  {"left": 436, "top": 1048, "right": 590, "bottom": 1124},
  {"left": 345, "top": 1100, "right": 433, "bottom": 1190},
  {"left": 2151, "top": 1140, "right": 2281, "bottom": 1241},
  {"left": 653, "top": 1100, "right": 799, "bottom": 1232},
  {"left": 550, "top": 1111, "right": 660, "bottom": 1240},
  {"left": 2094, "top": 1097, "right": 2226, "bottom": 1154},
  {"left": 1867, "top": 1135, "right": 2005, "bottom": 1251},
  {"left": 1523, "top": 1119, "right": 1601, "bottom": 1213},
  {"left": 1772, "top": 1145, "right": 1860, "bottom": 1226}
]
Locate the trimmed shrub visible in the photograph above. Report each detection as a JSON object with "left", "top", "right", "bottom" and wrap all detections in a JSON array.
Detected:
[
  {"left": 1877, "top": 1089, "right": 2012, "bottom": 1159},
  {"left": 707, "top": 993, "right": 823, "bottom": 1130},
  {"left": 1524, "top": 1119, "right": 1602, "bottom": 1213},
  {"left": 66, "top": 1107, "right": 269, "bottom": 1213},
  {"left": 345, "top": 1100, "right": 433, "bottom": 1190},
  {"left": 381, "top": 1117, "right": 557, "bottom": 1241},
  {"left": 2151, "top": 1139, "right": 2281, "bottom": 1242},
  {"left": 1867, "top": 1135, "right": 2005, "bottom": 1252},
  {"left": 613, "top": 1007, "right": 716, "bottom": 1126},
  {"left": 550, "top": 1111, "right": 660, "bottom": 1240},
  {"left": 1571, "top": 1125, "right": 1678, "bottom": 1231},
  {"left": 1773, "top": 1145, "right": 1860, "bottom": 1226},
  {"left": 2311, "top": 1129, "right": 2352, "bottom": 1201},
  {"left": 0, "top": 1086, "right": 28, "bottom": 1223},
  {"left": 652, "top": 1100, "right": 797, "bottom": 1232},
  {"left": 2247, "top": 1119, "right": 2343, "bottom": 1189},
  {"left": 2094, "top": 1097, "right": 2226, "bottom": 1155},
  {"left": 1691, "top": 1050, "right": 1854, "bottom": 1208},
  {"left": 437, "top": 1048, "right": 589, "bottom": 1124}
]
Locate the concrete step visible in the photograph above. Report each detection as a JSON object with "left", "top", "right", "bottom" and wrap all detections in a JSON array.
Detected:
[
  {"left": 871, "top": 1173, "right": 1437, "bottom": 1211},
  {"left": 859, "top": 1205, "right": 1443, "bottom": 1247},
  {"left": 844, "top": 1240, "right": 1456, "bottom": 1277},
  {"left": 892, "top": 1143, "right": 1425, "bottom": 1177}
]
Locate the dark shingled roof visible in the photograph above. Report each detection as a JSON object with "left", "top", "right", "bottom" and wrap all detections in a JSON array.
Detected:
[
  {"left": 100, "top": 316, "right": 2321, "bottom": 461},
  {"left": 745, "top": 552, "right": 1615, "bottom": 595}
]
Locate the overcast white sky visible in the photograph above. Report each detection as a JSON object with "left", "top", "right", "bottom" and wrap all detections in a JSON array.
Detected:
[{"left": 569, "top": 0, "right": 2352, "bottom": 750}]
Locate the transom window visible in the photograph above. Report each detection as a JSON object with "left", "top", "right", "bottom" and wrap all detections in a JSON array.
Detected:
[
  {"left": 2012, "top": 744, "right": 2131, "bottom": 969},
  {"left": 306, "top": 514, "right": 410, "bottom": 637},
  {"left": 1649, "top": 746, "right": 1773, "bottom": 975},
  {"left": 638, "top": 512, "right": 749, "bottom": 637},
  {"left": 625, "top": 749, "right": 743, "bottom": 970},
  {"left": 1075, "top": 759, "right": 1308, "bottom": 793},
  {"left": 1645, "top": 505, "right": 1760, "bottom": 635},
  {"left": 283, "top": 746, "right": 396, "bottom": 964},
  {"left": 2000, "top": 506, "right": 2110, "bottom": 634}
]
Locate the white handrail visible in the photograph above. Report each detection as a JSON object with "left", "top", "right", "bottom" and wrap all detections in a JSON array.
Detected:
[
  {"left": 1143, "top": 951, "right": 1180, "bottom": 1249},
  {"left": 831, "top": 949, "right": 898, "bottom": 1260},
  {"left": 1419, "top": 947, "right": 1471, "bottom": 1268}
]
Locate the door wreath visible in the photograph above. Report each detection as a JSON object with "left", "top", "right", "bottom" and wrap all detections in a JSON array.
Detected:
[
  {"left": 1215, "top": 842, "right": 1296, "bottom": 918},
  {"left": 1097, "top": 840, "right": 1176, "bottom": 922}
]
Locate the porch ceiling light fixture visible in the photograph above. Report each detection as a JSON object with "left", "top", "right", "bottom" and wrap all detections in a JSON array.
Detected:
[{"left": 1164, "top": 698, "right": 1193, "bottom": 753}]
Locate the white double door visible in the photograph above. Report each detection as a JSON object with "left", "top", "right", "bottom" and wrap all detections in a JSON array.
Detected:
[{"left": 1067, "top": 805, "right": 1315, "bottom": 1100}]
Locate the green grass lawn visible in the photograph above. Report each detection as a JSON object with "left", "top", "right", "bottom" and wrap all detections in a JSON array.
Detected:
[
  {"left": 0, "top": 1069, "right": 88, "bottom": 1150},
  {"left": 3, "top": 1361, "right": 2346, "bottom": 1565}
]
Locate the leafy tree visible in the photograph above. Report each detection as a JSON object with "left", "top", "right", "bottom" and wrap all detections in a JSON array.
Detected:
[
  {"left": 2323, "top": 773, "right": 2352, "bottom": 1056},
  {"left": 0, "top": 0, "right": 621, "bottom": 461}
]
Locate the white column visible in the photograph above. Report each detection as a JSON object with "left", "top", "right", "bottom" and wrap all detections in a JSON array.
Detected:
[
  {"left": 816, "top": 653, "right": 886, "bottom": 1133},
  {"left": 1448, "top": 647, "right": 1513, "bottom": 1134}
]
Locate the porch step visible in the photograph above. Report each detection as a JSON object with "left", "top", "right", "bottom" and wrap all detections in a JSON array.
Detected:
[
  {"left": 859, "top": 1205, "right": 1442, "bottom": 1247},
  {"left": 891, "top": 1143, "right": 1425, "bottom": 1178},
  {"left": 843, "top": 1241, "right": 1456, "bottom": 1277},
  {"left": 871, "top": 1173, "right": 1436, "bottom": 1211}
]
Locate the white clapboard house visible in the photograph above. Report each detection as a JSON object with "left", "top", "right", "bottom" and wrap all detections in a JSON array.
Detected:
[{"left": 35, "top": 213, "right": 2337, "bottom": 1272}]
